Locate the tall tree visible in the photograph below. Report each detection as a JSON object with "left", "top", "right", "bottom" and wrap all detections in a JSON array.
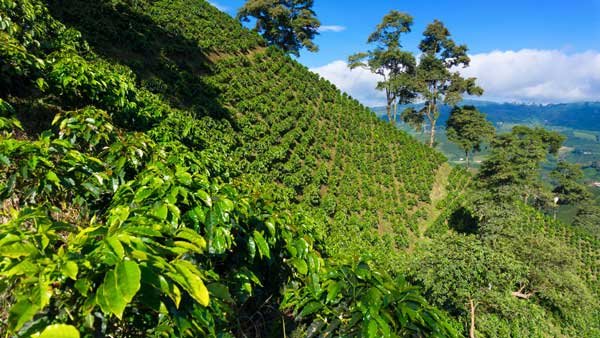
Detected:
[
  {"left": 478, "top": 126, "right": 565, "bottom": 204},
  {"left": 446, "top": 105, "right": 495, "bottom": 168},
  {"left": 348, "top": 10, "right": 416, "bottom": 124},
  {"left": 402, "top": 20, "right": 482, "bottom": 147},
  {"left": 237, "top": 0, "right": 320, "bottom": 56},
  {"left": 550, "top": 161, "right": 591, "bottom": 205}
]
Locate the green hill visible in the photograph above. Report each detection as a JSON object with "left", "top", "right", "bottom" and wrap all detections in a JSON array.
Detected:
[{"left": 1, "top": 1, "right": 598, "bottom": 337}]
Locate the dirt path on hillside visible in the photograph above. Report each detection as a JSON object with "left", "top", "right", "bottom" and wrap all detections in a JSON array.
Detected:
[{"left": 419, "top": 162, "right": 451, "bottom": 236}]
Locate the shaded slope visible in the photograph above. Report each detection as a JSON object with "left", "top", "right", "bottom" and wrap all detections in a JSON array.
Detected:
[{"left": 48, "top": 0, "right": 446, "bottom": 260}]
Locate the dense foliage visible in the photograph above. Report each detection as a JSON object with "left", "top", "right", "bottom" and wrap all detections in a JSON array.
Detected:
[
  {"left": 0, "top": 0, "right": 454, "bottom": 336},
  {"left": 237, "top": 0, "right": 320, "bottom": 56},
  {"left": 1, "top": 0, "right": 598, "bottom": 337}
]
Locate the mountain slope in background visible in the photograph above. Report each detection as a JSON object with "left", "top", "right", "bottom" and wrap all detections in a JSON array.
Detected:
[{"left": 373, "top": 100, "right": 600, "bottom": 131}]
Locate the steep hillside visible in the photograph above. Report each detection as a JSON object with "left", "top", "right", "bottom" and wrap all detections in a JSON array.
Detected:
[
  {"left": 0, "top": 0, "right": 450, "bottom": 337},
  {"left": 47, "top": 0, "right": 445, "bottom": 260},
  {"left": 1, "top": 1, "right": 598, "bottom": 337}
]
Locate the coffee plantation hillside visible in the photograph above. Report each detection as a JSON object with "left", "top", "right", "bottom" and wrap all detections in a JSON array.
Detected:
[{"left": 0, "top": 0, "right": 598, "bottom": 337}]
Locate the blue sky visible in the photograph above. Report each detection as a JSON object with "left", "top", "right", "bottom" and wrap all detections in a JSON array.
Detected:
[{"left": 210, "top": 0, "right": 600, "bottom": 104}]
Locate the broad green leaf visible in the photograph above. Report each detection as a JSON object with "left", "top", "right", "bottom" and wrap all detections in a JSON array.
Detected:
[
  {"left": 197, "top": 190, "right": 212, "bottom": 207},
  {"left": 175, "top": 228, "right": 207, "bottom": 251},
  {"left": 366, "top": 319, "right": 378, "bottom": 338},
  {"left": 107, "top": 206, "right": 130, "bottom": 230},
  {"left": 169, "top": 282, "right": 182, "bottom": 309},
  {"left": 61, "top": 261, "right": 78, "bottom": 280},
  {"left": 8, "top": 300, "right": 38, "bottom": 331},
  {"left": 125, "top": 226, "right": 162, "bottom": 237},
  {"left": 300, "top": 301, "right": 322, "bottom": 317},
  {"left": 37, "top": 277, "right": 53, "bottom": 309},
  {"left": 34, "top": 324, "right": 80, "bottom": 338},
  {"left": 172, "top": 260, "right": 209, "bottom": 306},
  {"left": 173, "top": 241, "right": 203, "bottom": 254},
  {"left": 247, "top": 236, "right": 256, "bottom": 259},
  {"left": 0, "top": 242, "right": 37, "bottom": 258},
  {"left": 207, "top": 283, "right": 233, "bottom": 302},
  {"left": 1, "top": 259, "right": 39, "bottom": 277},
  {"left": 326, "top": 281, "right": 342, "bottom": 303},
  {"left": 134, "top": 186, "right": 153, "bottom": 202},
  {"left": 265, "top": 221, "right": 276, "bottom": 236},
  {"left": 106, "top": 237, "right": 125, "bottom": 259},
  {"left": 116, "top": 260, "right": 142, "bottom": 302},
  {"left": 218, "top": 198, "right": 234, "bottom": 213},
  {"left": 96, "top": 260, "right": 141, "bottom": 319},
  {"left": 307, "top": 252, "right": 320, "bottom": 272},
  {"left": 0, "top": 233, "right": 20, "bottom": 247},
  {"left": 289, "top": 258, "right": 308, "bottom": 275},
  {"left": 253, "top": 230, "right": 270, "bottom": 259},
  {"left": 153, "top": 203, "right": 168, "bottom": 220},
  {"left": 45, "top": 171, "right": 60, "bottom": 185}
]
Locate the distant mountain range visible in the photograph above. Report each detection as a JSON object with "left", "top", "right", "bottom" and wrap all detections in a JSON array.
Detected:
[{"left": 372, "top": 100, "right": 600, "bottom": 131}]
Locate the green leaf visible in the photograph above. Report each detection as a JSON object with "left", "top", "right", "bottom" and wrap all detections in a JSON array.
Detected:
[
  {"left": 218, "top": 198, "right": 234, "bottom": 213},
  {"left": 172, "top": 260, "right": 210, "bottom": 306},
  {"left": 253, "top": 230, "right": 270, "bottom": 259},
  {"left": 0, "top": 242, "right": 38, "bottom": 258},
  {"left": 46, "top": 171, "right": 60, "bottom": 185},
  {"left": 265, "top": 221, "right": 276, "bottom": 236},
  {"left": 247, "top": 236, "right": 256, "bottom": 259},
  {"left": 326, "top": 281, "right": 342, "bottom": 303},
  {"left": 366, "top": 318, "right": 378, "bottom": 338},
  {"left": 34, "top": 324, "right": 80, "bottom": 338},
  {"left": 35, "top": 78, "right": 47, "bottom": 92},
  {"left": 106, "top": 237, "right": 125, "bottom": 259},
  {"left": 116, "top": 260, "right": 141, "bottom": 302},
  {"left": 134, "top": 186, "right": 153, "bottom": 203},
  {"left": 175, "top": 228, "right": 207, "bottom": 251},
  {"left": 61, "top": 261, "right": 79, "bottom": 280},
  {"left": 289, "top": 258, "right": 308, "bottom": 275},
  {"left": 1, "top": 259, "right": 39, "bottom": 277},
  {"left": 153, "top": 203, "right": 168, "bottom": 220},
  {"left": 307, "top": 252, "right": 320, "bottom": 272},
  {"left": 107, "top": 206, "right": 129, "bottom": 230},
  {"left": 96, "top": 260, "right": 141, "bottom": 319},
  {"left": 0, "top": 154, "right": 10, "bottom": 166},
  {"left": 197, "top": 190, "right": 212, "bottom": 207},
  {"left": 206, "top": 283, "right": 233, "bottom": 302},
  {"left": 300, "top": 301, "right": 322, "bottom": 317},
  {"left": 8, "top": 300, "right": 38, "bottom": 331}
]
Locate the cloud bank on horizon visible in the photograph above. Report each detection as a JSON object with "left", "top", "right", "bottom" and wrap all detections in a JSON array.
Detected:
[{"left": 311, "top": 49, "right": 600, "bottom": 106}]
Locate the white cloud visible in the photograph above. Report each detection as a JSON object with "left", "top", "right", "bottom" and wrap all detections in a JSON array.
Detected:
[
  {"left": 319, "top": 25, "right": 347, "bottom": 33},
  {"left": 311, "top": 60, "right": 385, "bottom": 106},
  {"left": 310, "top": 49, "right": 600, "bottom": 106},
  {"left": 208, "top": 1, "right": 228, "bottom": 11},
  {"left": 461, "top": 49, "right": 600, "bottom": 103}
]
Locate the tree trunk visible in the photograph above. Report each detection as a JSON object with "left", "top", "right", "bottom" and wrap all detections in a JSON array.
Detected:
[
  {"left": 465, "top": 151, "right": 470, "bottom": 169},
  {"left": 512, "top": 285, "right": 536, "bottom": 299},
  {"left": 392, "top": 102, "right": 398, "bottom": 125},
  {"left": 429, "top": 118, "right": 436, "bottom": 147},
  {"left": 386, "top": 104, "right": 392, "bottom": 124},
  {"left": 469, "top": 298, "right": 476, "bottom": 338}
]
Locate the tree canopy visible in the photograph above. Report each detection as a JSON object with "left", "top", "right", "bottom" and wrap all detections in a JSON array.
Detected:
[
  {"left": 237, "top": 0, "right": 320, "bottom": 56},
  {"left": 407, "top": 20, "right": 483, "bottom": 147},
  {"left": 348, "top": 10, "right": 416, "bottom": 124},
  {"left": 446, "top": 105, "right": 495, "bottom": 168}
]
